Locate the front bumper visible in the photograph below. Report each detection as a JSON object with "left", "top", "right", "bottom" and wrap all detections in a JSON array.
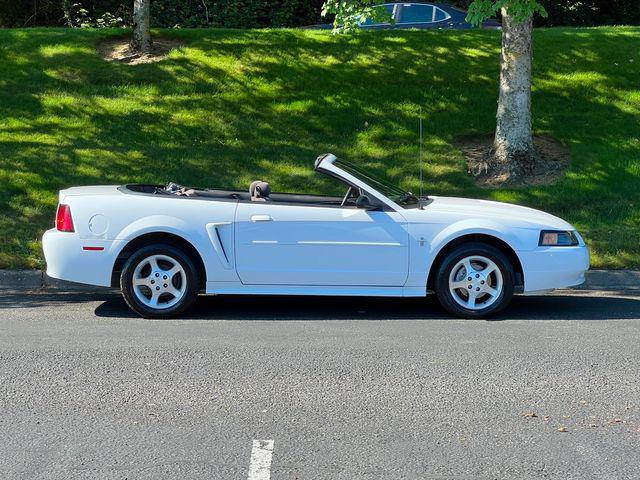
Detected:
[
  {"left": 42, "top": 228, "right": 117, "bottom": 287},
  {"left": 519, "top": 245, "right": 590, "bottom": 293}
]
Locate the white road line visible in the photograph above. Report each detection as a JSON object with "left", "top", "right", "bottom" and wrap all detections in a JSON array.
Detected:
[{"left": 247, "top": 439, "right": 274, "bottom": 480}]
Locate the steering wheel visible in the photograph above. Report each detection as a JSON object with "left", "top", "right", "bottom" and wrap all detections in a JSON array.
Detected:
[{"left": 340, "top": 186, "right": 354, "bottom": 207}]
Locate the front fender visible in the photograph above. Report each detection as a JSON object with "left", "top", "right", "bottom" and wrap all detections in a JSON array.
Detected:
[
  {"left": 429, "top": 219, "right": 534, "bottom": 257},
  {"left": 406, "top": 219, "right": 537, "bottom": 288}
]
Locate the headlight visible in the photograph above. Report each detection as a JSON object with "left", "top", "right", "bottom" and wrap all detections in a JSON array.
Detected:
[{"left": 539, "top": 230, "right": 579, "bottom": 247}]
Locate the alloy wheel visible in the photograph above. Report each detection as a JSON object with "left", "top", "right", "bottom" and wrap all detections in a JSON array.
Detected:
[
  {"left": 132, "top": 254, "right": 187, "bottom": 309},
  {"left": 448, "top": 255, "right": 504, "bottom": 310}
]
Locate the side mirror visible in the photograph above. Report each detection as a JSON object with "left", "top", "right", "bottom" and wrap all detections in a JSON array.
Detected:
[{"left": 355, "top": 194, "right": 382, "bottom": 211}]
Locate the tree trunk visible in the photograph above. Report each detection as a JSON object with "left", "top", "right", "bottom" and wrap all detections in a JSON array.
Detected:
[
  {"left": 493, "top": 7, "right": 536, "bottom": 179},
  {"left": 131, "top": 0, "right": 152, "bottom": 54}
]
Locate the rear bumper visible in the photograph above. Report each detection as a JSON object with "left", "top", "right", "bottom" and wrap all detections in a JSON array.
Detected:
[
  {"left": 42, "top": 228, "right": 117, "bottom": 287},
  {"left": 519, "top": 245, "right": 590, "bottom": 293}
]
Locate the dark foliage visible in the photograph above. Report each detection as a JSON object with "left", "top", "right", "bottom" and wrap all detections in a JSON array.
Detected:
[
  {"left": 535, "top": 0, "right": 640, "bottom": 27},
  {"left": 4, "top": 0, "right": 639, "bottom": 28},
  {"left": 0, "top": 0, "right": 62, "bottom": 27},
  {"left": 449, "top": 0, "right": 640, "bottom": 27},
  {"left": 152, "top": 0, "right": 325, "bottom": 28},
  {"left": 1, "top": 0, "right": 325, "bottom": 28}
]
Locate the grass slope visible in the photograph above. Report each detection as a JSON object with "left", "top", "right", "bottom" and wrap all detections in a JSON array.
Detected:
[{"left": 0, "top": 27, "right": 639, "bottom": 269}]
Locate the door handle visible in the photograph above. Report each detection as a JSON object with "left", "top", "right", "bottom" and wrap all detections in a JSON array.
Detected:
[{"left": 251, "top": 215, "right": 273, "bottom": 222}]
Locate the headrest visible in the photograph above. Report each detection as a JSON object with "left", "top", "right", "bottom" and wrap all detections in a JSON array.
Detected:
[{"left": 250, "top": 181, "right": 271, "bottom": 199}]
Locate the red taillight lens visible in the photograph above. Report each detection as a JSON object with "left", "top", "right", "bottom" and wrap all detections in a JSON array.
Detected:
[{"left": 56, "top": 204, "right": 75, "bottom": 232}]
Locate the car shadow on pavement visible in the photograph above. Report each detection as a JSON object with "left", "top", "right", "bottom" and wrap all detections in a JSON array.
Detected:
[
  {"left": 1, "top": 290, "right": 639, "bottom": 321},
  {"left": 94, "top": 291, "right": 640, "bottom": 321}
]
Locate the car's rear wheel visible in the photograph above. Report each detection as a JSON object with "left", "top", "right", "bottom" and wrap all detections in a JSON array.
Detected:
[
  {"left": 434, "top": 242, "right": 515, "bottom": 319},
  {"left": 121, "top": 244, "right": 199, "bottom": 318}
]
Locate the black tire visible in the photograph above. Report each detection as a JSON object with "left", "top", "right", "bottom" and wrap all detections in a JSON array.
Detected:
[
  {"left": 120, "top": 244, "right": 200, "bottom": 319},
  {"left": 434, "top": 242, "right": 515, "bottom": 319}
]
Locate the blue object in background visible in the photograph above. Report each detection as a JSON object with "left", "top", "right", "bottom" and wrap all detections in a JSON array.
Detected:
[{"left": 311, "top": 2, "right": 500, "bottom": 30}]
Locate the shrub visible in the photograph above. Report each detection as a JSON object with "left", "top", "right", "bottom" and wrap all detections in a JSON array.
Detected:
[
  {"left": 58, "top": 3, "right": 126, "bottom": 28},
  {"left": 0, "top": 0, "right": 62, "bottom": 27},
  {"left": 1, "top": 0, "right": 325, "bottom": 28},
  {"left": 448, "top": 0, "right": 640, "bottom": 27},
  {"left": 4, "top": 0, "right": 637, "bottom": 29},
  {"left": 536, "top": 0, "right": 640, "bottom": 27}
]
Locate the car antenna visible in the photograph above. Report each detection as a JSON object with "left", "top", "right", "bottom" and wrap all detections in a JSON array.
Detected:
[{"left": 419, "top": 106, "right": 424, "bottom": 199}]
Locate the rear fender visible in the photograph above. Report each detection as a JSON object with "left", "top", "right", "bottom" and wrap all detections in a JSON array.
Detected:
[{"left": 111, "top": 215, "right": 238, "bottom": 283}]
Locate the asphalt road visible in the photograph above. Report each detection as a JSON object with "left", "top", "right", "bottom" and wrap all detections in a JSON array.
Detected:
[{"left": 1, "top": 290, "right": 639, "bottom": 480}]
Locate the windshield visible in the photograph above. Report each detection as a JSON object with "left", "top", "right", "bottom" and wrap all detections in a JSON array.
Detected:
[{"left": 333, "top": 158, "right": 421, "bottom": 207}]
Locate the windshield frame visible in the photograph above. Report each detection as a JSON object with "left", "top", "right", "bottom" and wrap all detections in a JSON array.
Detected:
[
  {"left": 314, "top": 153, "right": 428, "bottom": 211},
  {"left": 315, "top": 154, "right": 423, "bottom": 210}
]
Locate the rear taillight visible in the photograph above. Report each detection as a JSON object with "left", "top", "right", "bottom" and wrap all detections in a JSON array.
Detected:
[{"left": 56, "top": 204, "right": 75, "bottom": 232}]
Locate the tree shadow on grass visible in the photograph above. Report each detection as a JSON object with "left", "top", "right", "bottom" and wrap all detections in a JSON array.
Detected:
[{"left": 0, "top": 27, "right": 638, "bottom": 268}]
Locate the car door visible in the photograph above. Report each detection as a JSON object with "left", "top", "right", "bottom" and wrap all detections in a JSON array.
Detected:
[{"left": 234, "top": 201, "right": 409, "bottom": 286}]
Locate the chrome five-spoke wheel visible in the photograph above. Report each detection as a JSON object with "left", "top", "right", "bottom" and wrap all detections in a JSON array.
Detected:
[
  {"left": 448, "top": 255, "right": 503, "bottom": 310},
  {"left": 121, "top": 244, "right": 200, "bottom": 318},
  {"left": 132, "top": 254, "right": 187, "bottom": 309},
  {"left": 435, "top": 242, "right": 515, "bottom": 318}
]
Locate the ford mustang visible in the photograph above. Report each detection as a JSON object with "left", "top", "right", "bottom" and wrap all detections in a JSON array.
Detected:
[{"left": 42, "top": 153, "right": 589, "bottom": 318}]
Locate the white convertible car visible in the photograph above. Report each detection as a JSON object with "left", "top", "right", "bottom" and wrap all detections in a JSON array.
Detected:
[{"left": 43, "top": 154, "right": 589, "bottom": 318}]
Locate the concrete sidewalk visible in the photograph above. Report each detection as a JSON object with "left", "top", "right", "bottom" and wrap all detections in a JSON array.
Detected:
[{"left": 0, "top": 269, "right": 638, "bottom": 293}]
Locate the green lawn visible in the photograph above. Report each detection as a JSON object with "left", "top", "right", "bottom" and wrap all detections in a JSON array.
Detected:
[{"left": 0, "top": 27, "right": 639, "bottom": 269}]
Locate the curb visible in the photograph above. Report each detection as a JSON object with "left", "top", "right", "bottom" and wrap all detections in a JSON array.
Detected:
[
  {"left": 0, "top": 270, "right": 113, "bottom": 293},
  {"left": 573, "top": 270, "right": 640, "bottom": 291},
  {"left": 0, "top": 269, "right": 638, "bottom": 293}
]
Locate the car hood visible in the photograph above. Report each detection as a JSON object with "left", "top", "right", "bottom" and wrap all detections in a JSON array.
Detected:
[{"left": 425, "top": 196, "right": 574, "bottom": 230}]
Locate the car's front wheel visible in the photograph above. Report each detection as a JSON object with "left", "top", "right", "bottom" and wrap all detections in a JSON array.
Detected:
[
  {"left": 434, "top": 242, "right": 515, "bottom": 319},
  {"left": 120, "top": 244, "right": 200, "bottom": 318}
]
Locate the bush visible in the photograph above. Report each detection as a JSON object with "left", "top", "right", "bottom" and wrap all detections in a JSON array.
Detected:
[
  {"left": 62, "top": 3, "right": 127, "bottom": 28},
  {"left": 448, "top": 0, "right": 640, "bottom": 27},
  {"left": 535, "top": 0, "right": 640, "bottom": 27},
  {"left": 144, "top": 0, "right": 325, "bottom": 28},
  {"left": 4, "top": 0, "right": 638, "bottom": 30},
  {"left": 0, "top": 0, "right": 62, "bottom": 27},
  {"left": 1, "top": 0, "right": 325, "bottom": 28}
]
